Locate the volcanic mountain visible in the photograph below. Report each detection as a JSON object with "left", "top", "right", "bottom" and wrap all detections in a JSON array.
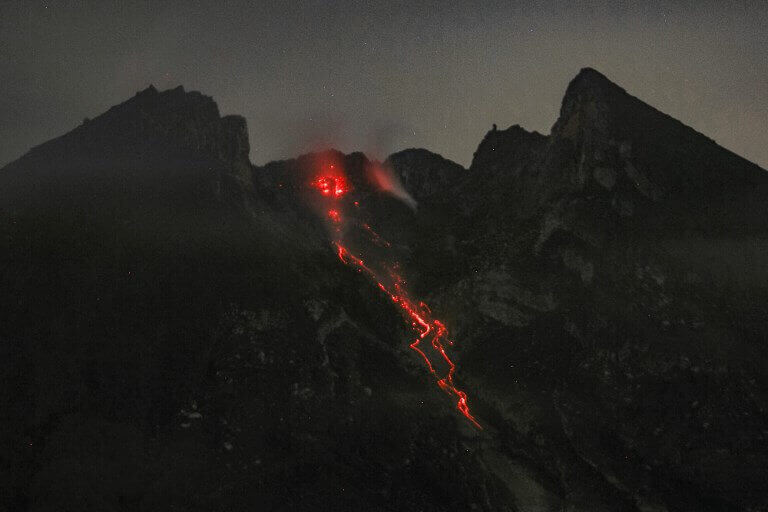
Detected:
[{"left": 1, "top": 69, "right": 766, "bottom": 512}]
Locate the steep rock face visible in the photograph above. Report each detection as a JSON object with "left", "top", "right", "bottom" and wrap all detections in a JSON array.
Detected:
[
  {"left": 434, "top": 69, "right": 768, "bottom": 511},
  {"left": 2, "top": 70, "right": 768, "bottom": 512},
  {"left": 0, "top": 87, "right": 304, "bottom": 512},
  {"left": 467, "top": 68, "right": 768, "bottom": 239},
  {"left": 469, "top": 124, "right": 547, "bottom": 178},
  {"left": 547, "top": 68, "right": 768, "bottom": 235},
  {"left": 385, "top": 148, "right": 465, "bottom": 201},
  {"left": 27, "top": 84, "right": 251, "bottom": 174},
  {"left": 0, "top": 85, "right": 252, "bottom": 214},
  {"left": 0, "top": 91, "right": 513, "bottom": 512}
]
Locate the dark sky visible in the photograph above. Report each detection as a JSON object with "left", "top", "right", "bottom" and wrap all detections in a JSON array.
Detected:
[{"left": 1, "top": 1, "right": 766, "bottom": 169}]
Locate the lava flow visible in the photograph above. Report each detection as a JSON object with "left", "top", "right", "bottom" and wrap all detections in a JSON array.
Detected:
[
  {"left": 308, "top": 164, "right": 482, "bottom": 429},
  {"left": 310, "top": 169, "right": 349, "bottom": 198}
]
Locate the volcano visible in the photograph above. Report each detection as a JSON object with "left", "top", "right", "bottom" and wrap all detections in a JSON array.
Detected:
[{"left": 1, "top": 69, "right": 767, "bottom": 511}]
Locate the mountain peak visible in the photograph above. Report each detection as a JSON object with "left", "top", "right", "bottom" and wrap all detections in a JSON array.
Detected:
[
  {"left": 136, "top": 84, "right": 158, "bottom": 97},
  {"left": 469, "top": 124, "right": 547, "bottom": 175},
  {"left": 3, "top": 85, "right": 250, "bottom": 178},
  {"left": 385, "top": 148, "right": 465, "bottom": 200},
  {"left": 550, "top": 68, "right": 628, "bottom": 140},
  {"left": 0, "top": 86, "right": 253, "bottom": 212},
  {"left": 570, "top": 67, "right": 614, "bottom": 87},
  {"left": 547, "top": 68, "right": 768, "bottom": 234},
  {"left": 387, "top": 147, "right": 463, "bottom": 171}
]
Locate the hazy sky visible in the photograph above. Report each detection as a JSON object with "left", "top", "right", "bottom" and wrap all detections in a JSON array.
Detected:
[{"left": 1, "top": 1, "right": 766, "bottom": 169}]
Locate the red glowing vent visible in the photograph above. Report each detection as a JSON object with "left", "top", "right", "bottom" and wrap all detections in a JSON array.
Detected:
[
  {"left": 305, "top": 159, "right": 481, "bottom": 429},
  {"left": 310, "top": 173, "right": 350, "bottom": 198}
]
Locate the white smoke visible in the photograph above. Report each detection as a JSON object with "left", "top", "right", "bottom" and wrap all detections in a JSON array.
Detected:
[{"left": 368, "top": 161, "right": 418, "bottom": 211}]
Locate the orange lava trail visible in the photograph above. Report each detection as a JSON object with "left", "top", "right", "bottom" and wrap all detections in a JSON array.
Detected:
[{"left": 310, "top": 168, "right": 481, "bottom": 429}]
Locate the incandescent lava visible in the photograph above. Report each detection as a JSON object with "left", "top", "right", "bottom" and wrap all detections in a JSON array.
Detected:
[{"left": 307, "top": 162, "right": 481, "bottom": 429}]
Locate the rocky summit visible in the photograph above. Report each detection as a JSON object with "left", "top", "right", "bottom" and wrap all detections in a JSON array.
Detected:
[{"left": 1, "top": 68, "right": 767, "bottom": 512}]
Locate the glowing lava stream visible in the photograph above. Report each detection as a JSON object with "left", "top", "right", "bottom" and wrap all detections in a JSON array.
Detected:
[{"left": 310, "top": 169, "right": 482, "bottom": 429}]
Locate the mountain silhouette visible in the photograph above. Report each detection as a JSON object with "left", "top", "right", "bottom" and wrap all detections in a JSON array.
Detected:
[{"left": 1, "top": 69, "right": 766, "bottom": 511}]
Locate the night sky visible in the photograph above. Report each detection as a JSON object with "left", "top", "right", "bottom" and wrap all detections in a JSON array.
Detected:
[{"left": 1, "top": 1, "right": 766, "bottom": 169}]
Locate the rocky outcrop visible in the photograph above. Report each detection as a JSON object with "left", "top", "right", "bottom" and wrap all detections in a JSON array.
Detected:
[
  {"left": 2, "top": 70, "right": 767, "bottom": 512},
  {"left": 29, "top": 84, "right": 251, "bottom": 174},
  {"left": 469, "top": 124, "right": 547, "bottom": 177},
  {"left": 385, "top": 148, "right": 465, "bottom": 200},
  {"left": 548, "top": 68, "right": 768, "bottom": 235},
  {"left": 437, "top": 68, "right": 768, "bottom": 511},
  {"left": 0, "top": 85, "right": 252, "bottom": 215}
]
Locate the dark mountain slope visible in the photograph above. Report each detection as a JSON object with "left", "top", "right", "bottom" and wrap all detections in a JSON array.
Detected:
[
  {"left": 416, "top": 68, "right": 768, "bottom": 511},
  {"left": 0, "top": 85, "right": 252, "bottom": 212},
  {"left": 1, "top": 68, "right": 767, "bottom": 512},
  {"left": 0, "top": 89, "right": 508, "bottom": 512},
  {"left": 386, "top": 147, "right": 466, "bottom": 201}
]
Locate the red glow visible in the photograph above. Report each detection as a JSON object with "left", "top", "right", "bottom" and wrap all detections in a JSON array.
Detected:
[
  {"left": 368, "top": 161, "right": 417, "bottom": 209},
  {"left": 316, "top": 173, "right": 480, "bottom": 428},
  {"left": 361, "top": 223, "right": 391, "bottom": 248},
  {"left": 336, "top": 241, "right": 482, "bottom": 429},
  {"left": 311, "top": 174, "right": 350, "bottom": 198}
]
